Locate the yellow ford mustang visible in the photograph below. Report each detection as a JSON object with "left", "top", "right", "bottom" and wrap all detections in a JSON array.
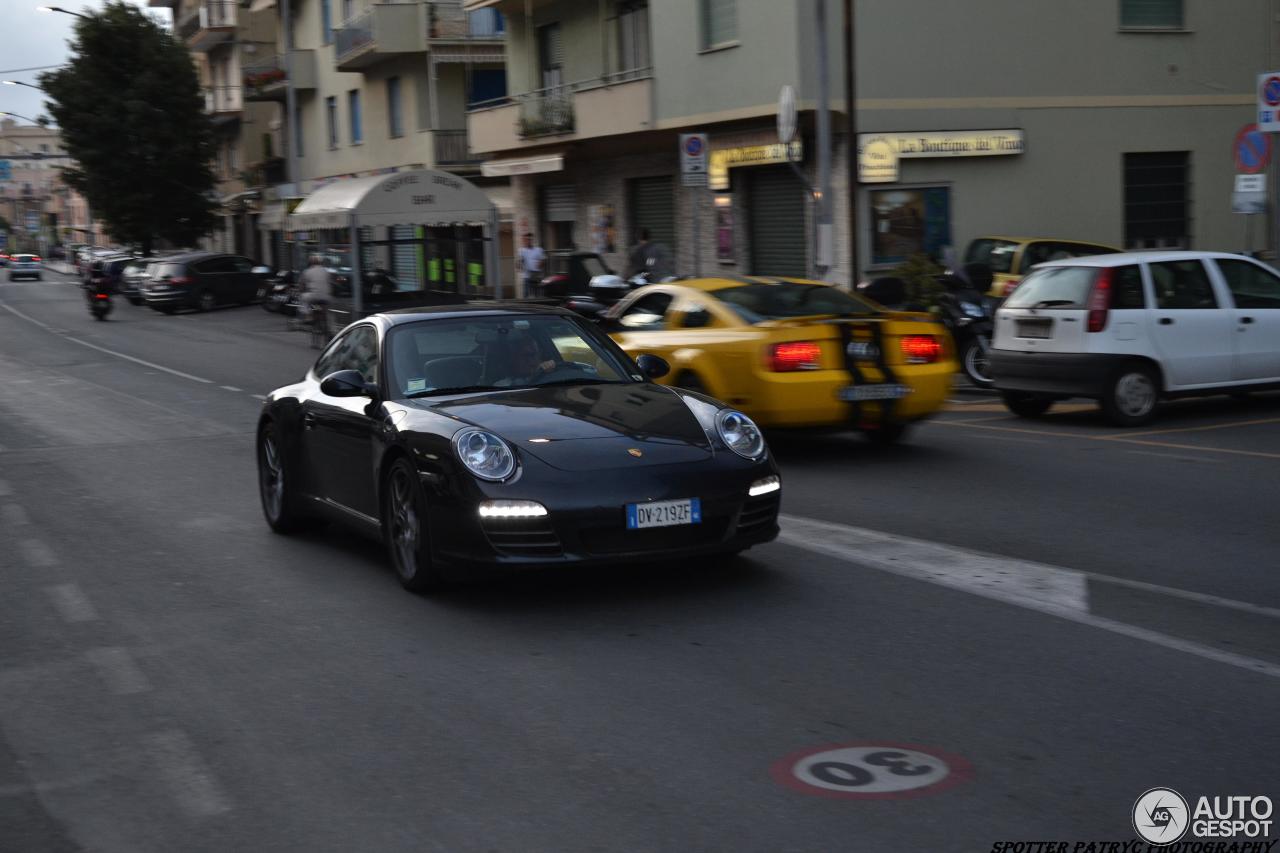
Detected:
[{"left": 599, "top": 276, "right": 956, "bottom": 443}]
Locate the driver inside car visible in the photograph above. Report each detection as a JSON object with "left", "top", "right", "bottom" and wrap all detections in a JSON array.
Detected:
[{"left": 496, "top": 335, "right": 557, "bottom": 386}]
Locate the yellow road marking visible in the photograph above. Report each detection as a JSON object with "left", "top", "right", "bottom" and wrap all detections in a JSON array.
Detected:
[
  {"left": 935, "top": 418, "right": 1280, "bottom": 460},
  {"left": 942, "top": 402, "right": 1097, "bottom": 414},
  {"left": 1094, "top": 415, "right": 1280, "bottom": 440}
]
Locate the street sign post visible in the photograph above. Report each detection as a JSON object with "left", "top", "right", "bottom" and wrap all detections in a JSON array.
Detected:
[
  {"left": 1234, "top": 124, "right": 1271, "bottom": 174},
  {"left": 680, "top": 133, "right": 709, "bottom": 276},
  {"left": 1259, "top": 72, "right": 1280, "bottom": 132},
  {"left": 1233, "top": 174, "right": 1267, "bottom": 214}
]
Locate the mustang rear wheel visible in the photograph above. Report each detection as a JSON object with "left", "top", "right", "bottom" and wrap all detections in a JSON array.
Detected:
[
  {"left": 384, "top": 458, "right": 442, "bottom": 593},
  {"left": 258, "top": 422, "right": 305, "bottom": 533}
]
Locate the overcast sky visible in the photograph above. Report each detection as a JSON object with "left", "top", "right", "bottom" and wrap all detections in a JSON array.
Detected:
[{"left": 2, "top": 1, "right": 167, "bottom": 126}]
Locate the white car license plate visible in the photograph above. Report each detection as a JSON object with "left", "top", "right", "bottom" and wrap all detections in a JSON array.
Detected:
[
  {"left": 626, "top": 498, "right": 701, "bottom": 529},
  {"left": 838, "top": 384, "right": 912, "bottom": 402}
]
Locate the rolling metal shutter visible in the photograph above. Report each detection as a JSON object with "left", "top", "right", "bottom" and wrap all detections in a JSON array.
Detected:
[
  {"left": 629, "top": 176, "right": 675, "bottom": 250},
  {"left": 392, "top": 225, "right": 421, "bottom": 290},
  {"left": 747, "top": 166, "right": 806, "bottom": 277},
  {"left": 544, "top": 184, "right": 576, "bottom": 222}
]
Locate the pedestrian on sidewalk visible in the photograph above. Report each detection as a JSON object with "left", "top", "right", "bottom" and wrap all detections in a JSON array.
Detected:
[
  {"left": 517, "top": 233, "right": 546, "bottom": 298},
  {"left": 295, "top": 254, "right": 330, "bottom": 328}
]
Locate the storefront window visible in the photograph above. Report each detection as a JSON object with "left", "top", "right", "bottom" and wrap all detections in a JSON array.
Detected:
[{"left": 869, "top": 186, "right": 951, "bottom": 267}]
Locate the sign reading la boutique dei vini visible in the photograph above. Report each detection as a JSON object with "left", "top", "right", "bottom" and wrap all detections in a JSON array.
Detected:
[{"left": 987, "top": 788, "right": 1274, "bottom": 852}]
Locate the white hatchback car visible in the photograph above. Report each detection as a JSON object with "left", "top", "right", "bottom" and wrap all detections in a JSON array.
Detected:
[{"left": 990, "top": 251, "right": 1280, "bottom": 426}]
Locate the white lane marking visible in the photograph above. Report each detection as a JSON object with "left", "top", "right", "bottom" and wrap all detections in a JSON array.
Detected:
[
  {"left": 143, "top": 731, "right": 231, "bottom": 817},
  {"left": 1, "top": 504, "right": 31, "bottom": 527},
  {"left": 779, "top": 514, "right": 1280, "bottom": 679},
  {"left": 0, "top": 303, "right": 215, "bottom": 385},
  {"left": 19, "top": 538, "right": 58, "bottom": 567},
  {"left": 1126, "top": 449, "right": 1222, "bottom": 464},
  {"left": 45, "top": 583, "right": 98, "bottom": 623},
  {"left": 219, "top": 385, "right": 242, "bottom": 393},
  {"left": 0, "top": 479, "right": 10, "bottom": 497},
  {"left": 0, "top": 772, "right": 111, "bottom": 799},
  {"left": 85, "top": 647, "right": 151, "bottom": 695}
]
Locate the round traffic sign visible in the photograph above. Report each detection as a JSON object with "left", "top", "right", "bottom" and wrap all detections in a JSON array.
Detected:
[
  {"left": 1264, "top": 76, "right": 1280, "bottom": 107},
  {"left": 684, "top": 135, "right": 704, "bottom": 157},
  {"left": 770, "top": 742, "right": 973, "bottom": 800},
  {"left": 1235, "top": 124, "right": 1271, "bottom": 174}
]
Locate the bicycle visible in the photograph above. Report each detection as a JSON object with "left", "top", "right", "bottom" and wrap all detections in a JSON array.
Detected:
[{"left": 308, "top": 299, "right": 331, "bottom": 349}]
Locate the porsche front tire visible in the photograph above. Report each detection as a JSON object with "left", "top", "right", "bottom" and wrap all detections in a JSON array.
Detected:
[{"left": 383, "top": 458, "right": 443, "bottom": 593}]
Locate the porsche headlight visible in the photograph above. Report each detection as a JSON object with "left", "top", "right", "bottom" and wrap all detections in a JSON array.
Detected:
[
  {"left": 715, "top": 409, "right": 765, "bottom": 460},
  {"left": 452, "top": 428, "right": 516, "bottom": 481}
]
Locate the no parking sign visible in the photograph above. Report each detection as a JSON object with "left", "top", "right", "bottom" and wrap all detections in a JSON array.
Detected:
[{"left": 1258, "top": 72, "right": 1280, "bottom": 132}]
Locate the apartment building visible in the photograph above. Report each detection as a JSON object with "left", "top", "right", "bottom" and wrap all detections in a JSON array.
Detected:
[
  {"left": 0, "top": 118, "right": 100, "bottom": 252},
  {"left": 236, "top": 0, "right": 511, "bottom": 284},
  {"left": 466, "top": 0, "right": 1272, "bottom": 284}
]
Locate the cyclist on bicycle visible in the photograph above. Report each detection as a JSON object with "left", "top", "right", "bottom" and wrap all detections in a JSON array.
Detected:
[{"left": 297, "top": 254, "right": 331, "bottom": 325}]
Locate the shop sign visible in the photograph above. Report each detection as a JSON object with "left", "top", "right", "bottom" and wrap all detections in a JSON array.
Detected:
[
  {"left": 857, "top": 130, "right": 1025, "bottom": 183},
  {"left": 709, "top": 140, "right": 803, "bottom": 190}
]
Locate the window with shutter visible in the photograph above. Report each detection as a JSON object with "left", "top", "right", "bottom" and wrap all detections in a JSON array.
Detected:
[
  {"left": 701, "top": 0, "right": 736, "bottom": 48},
  {"left": 1120, "top": 0, "right": 1183, "bottom": 29}
]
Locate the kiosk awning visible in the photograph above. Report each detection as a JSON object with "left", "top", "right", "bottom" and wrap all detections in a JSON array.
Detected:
[{"left": 289, "top": 169, "right": 499, "bottom": 231}]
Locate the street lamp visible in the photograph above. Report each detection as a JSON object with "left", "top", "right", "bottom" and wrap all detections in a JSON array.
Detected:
[
  {"left": 37, "top": 6, "right": 90, "bottom": 18},
  {"left": 2, "top": 81, "right": 43, "bottom": 91}
]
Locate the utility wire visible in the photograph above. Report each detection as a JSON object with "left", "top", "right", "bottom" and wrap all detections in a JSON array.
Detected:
[{"left": 0, "top": 64, "right": 66, "bottom": 75}]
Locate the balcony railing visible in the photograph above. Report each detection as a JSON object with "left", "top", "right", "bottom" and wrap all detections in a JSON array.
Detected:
[
  {"left": 518, "top": 90, "right": 574, "bottom": 138},
  {"left": 242, "top": 157, "right": 287, "bottom": 187},
  {"left": 178, "top": 1, "right": 237, "bottom": 50},
  {"left": 242, "top": 50, "right": 317, "bottom": 99},
  {"left": 426, "top": 1, "right": 503, "bottom": 39},
  {"left": 333, "top": 3, "right": 426, "bottom": 70},
  {"left": 203, "top": 85, "right": 243, "bottom": 116},
  {"left": 335, "top": 8, "right": 375, "bottom": 60},
  {"left": 433, "top": 129, "right": 481, "bottom": 164}
]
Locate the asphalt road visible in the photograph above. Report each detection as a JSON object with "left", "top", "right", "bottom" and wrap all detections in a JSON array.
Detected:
[{"left": 1, "top": 269, "right": 1277, "bottom": 852}]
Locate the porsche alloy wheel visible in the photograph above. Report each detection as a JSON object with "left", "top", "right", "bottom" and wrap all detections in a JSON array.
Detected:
[
  {"left": 385, "top": 459, "right": 441, "bottom": 593},
  {"left": 257, "top": 423, "right": 304, "bottom": 533}
]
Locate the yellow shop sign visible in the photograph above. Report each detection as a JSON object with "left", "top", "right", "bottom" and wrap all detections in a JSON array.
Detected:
[
  {"left": 709, "top": 140, "right": 803, "bottom": 190},
  {"left": 857, "top": 130, "right": 1025, "bottom": 183}
]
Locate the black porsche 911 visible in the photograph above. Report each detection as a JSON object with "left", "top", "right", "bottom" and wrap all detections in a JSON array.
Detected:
[{"left": 256, "top": 304, "right": 781, "bottom": 591}]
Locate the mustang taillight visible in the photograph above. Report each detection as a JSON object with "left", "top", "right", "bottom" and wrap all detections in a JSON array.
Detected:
[
  {"left": 900, "top": 335, "right": 942, "bottom": 364},
  {"left": 768, "top": 341, "right": 822, "bottom": 372}
]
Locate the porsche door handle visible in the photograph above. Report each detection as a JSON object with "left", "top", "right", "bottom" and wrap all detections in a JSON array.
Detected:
[
  {"left": 1240, "top": 316, "right": 1255, "bottom": 324},
  {"left": 1158, "top": 318, "right": 1174, "bottom": 325}
]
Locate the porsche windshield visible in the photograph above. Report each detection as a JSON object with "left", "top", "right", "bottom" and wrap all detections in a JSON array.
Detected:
[
  {"left": 711, "top": 283, "right": 880, "bottom": 323},
  {"left": 386, "top": 315, "right": 635, "bottom": 398}
]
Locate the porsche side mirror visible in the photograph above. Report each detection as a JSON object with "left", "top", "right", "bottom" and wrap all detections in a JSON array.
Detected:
[
  {"left": 635, "top": 354, "right": 670, "bottom": 380},
  {"left": 320, "top": 369, "right": 376, "bottom": 398}
]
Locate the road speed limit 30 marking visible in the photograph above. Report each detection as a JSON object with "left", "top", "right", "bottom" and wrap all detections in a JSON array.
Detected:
[{"left": 771, "top": 743, "right": 973, "bottom": 800}]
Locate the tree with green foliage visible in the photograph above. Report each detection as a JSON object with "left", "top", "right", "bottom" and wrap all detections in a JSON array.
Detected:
[{"left": 40, "top": 2, "right": 217, "bottom": 255}]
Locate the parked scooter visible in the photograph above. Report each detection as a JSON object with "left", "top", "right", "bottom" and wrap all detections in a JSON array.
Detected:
[
  {"left": 936, "top": 264, "right": 995, "bottom": 388},
  {"left": 859, "top": 268, "right": 994, "bottom": 389},
  {"left": 261, "top": 271, "right": 299, "bottom": 315}
]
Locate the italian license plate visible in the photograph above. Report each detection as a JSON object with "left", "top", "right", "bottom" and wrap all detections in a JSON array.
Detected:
[
  {"left": 838, "top": 384, "right": 912, "bottom": 402},
  {"left": 626, "top": 498, "right": 701, "bottom": 529}
]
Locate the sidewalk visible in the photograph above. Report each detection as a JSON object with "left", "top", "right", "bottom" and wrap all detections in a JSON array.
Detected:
[{"left": 44, "top": 260, "right": 76, "bottom": 276}]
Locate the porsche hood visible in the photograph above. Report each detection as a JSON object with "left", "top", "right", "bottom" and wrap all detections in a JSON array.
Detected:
[{"left": 415, "top": 383, "right": 714, "bottom": 471}]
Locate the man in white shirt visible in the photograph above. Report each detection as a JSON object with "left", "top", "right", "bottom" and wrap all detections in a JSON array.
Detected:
[
  {"left": 517, "top": 233, "right": 546, "bottom": 297},
  {"left": 296, "top": 254, "right": 331, "bottom": 325}
]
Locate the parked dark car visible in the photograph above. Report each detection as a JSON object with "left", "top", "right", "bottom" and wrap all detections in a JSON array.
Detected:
[
  {"left": 141, "top": 252, "right": 272, "bottom": 313},
  {"left": 256, "top": 304, "right": 781, "bottom": 592},
  {"left": 119, "top": 258, "right": 156, "bottom": 305}
]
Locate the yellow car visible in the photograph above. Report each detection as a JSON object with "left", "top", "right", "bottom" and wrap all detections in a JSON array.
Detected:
[
  {"left": 964, "top": 236, "right": 1120, "bottom": 298},
  {"left": 600, "top": 276, "right": 956, "bottom": 443}
]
